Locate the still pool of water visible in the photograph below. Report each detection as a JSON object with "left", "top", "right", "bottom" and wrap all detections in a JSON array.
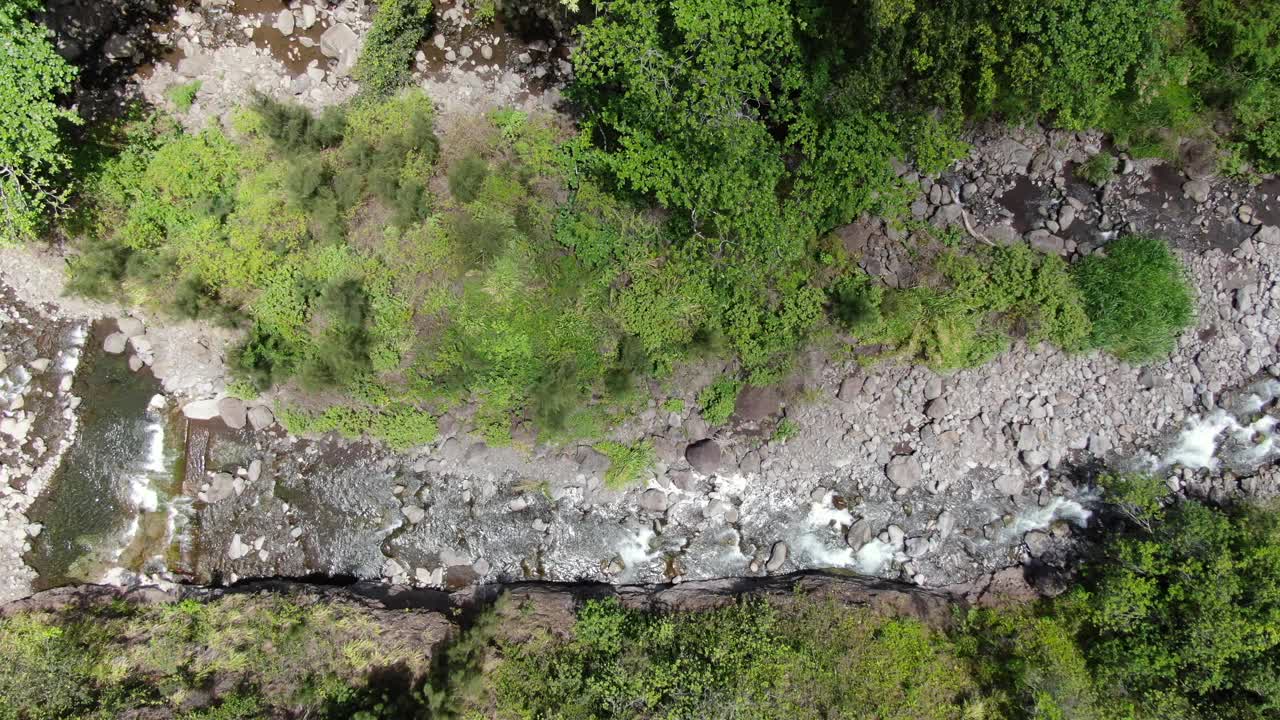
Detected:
[{"left": 25, "top": 323, "right": 188, "bottom": 590}]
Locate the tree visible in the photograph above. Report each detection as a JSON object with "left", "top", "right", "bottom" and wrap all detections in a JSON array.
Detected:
[{"left": 0, "top": 0, "right": 78, "bottom": 244}]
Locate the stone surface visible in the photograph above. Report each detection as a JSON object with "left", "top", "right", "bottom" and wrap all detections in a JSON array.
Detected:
[
  {"left": 885, "top": 455, "right": 922, "bottom": 489},
  {"left": 217, "top": 397, "right": 247, "bottom": 429},
  {"left": 684, "top": 440, "right": 722, "bottom": 475}
]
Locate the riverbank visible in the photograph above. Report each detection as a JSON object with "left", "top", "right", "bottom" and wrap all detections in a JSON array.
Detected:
[{"left": 4, "top": 0, "right": 1280, "bottom": 605}]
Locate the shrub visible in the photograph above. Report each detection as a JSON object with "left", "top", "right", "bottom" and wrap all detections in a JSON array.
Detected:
[
  {"left": 249, "top": 93, "right": 347, "bottom": 152},
  {"left": 447, "top": 152, "right": 488, "bottom": 203},
  {"left": 1077, "top": 153, "right": 1117, "bottom": 186},
  {"left": 166, "top": 80, "right": 202, "bottom": 112},
  {"left": 354, "top": 0, "right": 434, "bottom": 98},
  {"left": 698, "top": 375, "right": 742, "bottom": 426},
  {"left": 1072, "top": 235, "right": 1194, "bottom": 363},
  {"left": 595, "top": 440, "right": 655, "bottom": 489}
]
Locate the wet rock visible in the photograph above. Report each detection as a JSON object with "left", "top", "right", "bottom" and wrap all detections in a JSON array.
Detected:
[
  {"left": 905, "top": 536, "right": 931, "bottom": 558},
  {"left": 1023, "top": 530, "right": 1052, "bottom": 557},
  {"left": 27, "top": 357, "right": 49, "bottom": 373},
  {"left": 480, "top": 44, "right": 493, "bottom": 60},
  {"left": 1180, "top": 139, "right": 1218, "bottom": 180},
  {"left": 765, "top": 541, "right": 788, "bottom": 572},
  {"left": 734, "top": 385, "right": 781, "bottom": 422},
  {"left": 685, "top": 439, "right": 723, "bottom": 474},
  {"left": 885, "top": 454, "right": 922, "bottom": 489},
  {"left": 247, "top": 405, "right": 275, "bottom": 430},
  {"left": 102, "top": 332, "right": 127, "bottom": 354},
  {"left": 183, "top": 399, "right": 221, "bottom": 420},
  {"left": 1183, "top": 179, "right": 1211, "bottom": 204},
  {"left": 218, "top": 398, "right": 247, "bottom": 429},
  {"left": 638, "top": 488, "right": 668, "bottom": 513},
  {"left": 846, "top": 518, "right": 874, "bottom": 548},
  {"left": 1021, "top": 449, "right": 1048, "bottom": 470}
]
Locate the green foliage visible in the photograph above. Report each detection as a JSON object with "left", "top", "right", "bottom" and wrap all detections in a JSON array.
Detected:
[
  {"left": 1077, "top": 153, "right": 1117, "bottom": 186},
  {"left": 852, "top": 243, "right": 1091, "bottom": 370},
  {"left": 772, "top": 417, "right": 799, "bottom": 443},
  {"left": 495, "top": 597, "right": 980, "bottom": 720},
  {"left": 595, "top": 439, "right": 655, "bottom": 489},
  {"left": 0, "top": 0, "right": 80, "bottom": 243},
  {"left": 659, "top": 397, "right": 684, "bottom": 414},
  {"left": 249, "top": 92, "right": 347, "bottom": 152},
  {"left": 354, "top": 0, "right": 434, "bottom": 98},
  {"left": 167, "top": 80, "right": 202, "bottom": 112},
  {"left": 447, "top": 152, "right": 488, "bottom": 203},
  {"left": 1069, "top": 499, "right": 1280, "bottom": 718},
  {"left": 1073, "top": 235, "right": 1195, "bottom": 363},
  {"left": 698, "top": 375, "right": 742, "bottom": 426}
]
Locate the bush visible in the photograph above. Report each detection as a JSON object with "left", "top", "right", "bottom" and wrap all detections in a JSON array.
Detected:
[
  {"left": 698, "top": 375, "right": 742, "bottom": 426},
  {"left": 447, "top": 152, "right": 488, "bottom": 203},
  {"left": 354, "top": 0, "right": 434, "bottom": 98},
  {"left": 249, "top": 93, "right": 347, "bottom": 152},
  {"left": 1069, "top": 495, "right": 1280, "bottom": 717},
  {"left": 1073, "top": 235, "right": 1195, "bottom": 363}
]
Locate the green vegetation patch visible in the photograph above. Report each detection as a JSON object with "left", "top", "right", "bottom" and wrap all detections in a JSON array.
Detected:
[
  {"left": 353, "top": 0, "right": 434, "bottom": 98},
  {"left": 1073, "top": 235, "right": 1195, "bottom": 363},
  {"left": 595, "top": 439, "right": 656, "bottom": 489}
]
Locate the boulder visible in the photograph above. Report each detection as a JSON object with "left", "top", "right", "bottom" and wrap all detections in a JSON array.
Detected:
[
  {"left": 924, "top": 397, "right": 948, "bottom": 420},
  {"left": 685, "top": 439, "right": 723, "bottom": 474},
  {"left": 247, "top": 405, "right": 275, "bottom": 430},
  {"left": 575, "top": 446, "right": 611, "bottom": 479},
  {"left": 837, "top": 374, "right": 864, "bottom": 402},
  {"left": 227, "top": 533, "right": 250, "bottom": 560},
  {"left": 218, "top": 398, "right": 247, "bottom": 429},
  {"left": 1255, "top": 225, "right": 1280, "bottom": 246},
  {"left": 846, "top": 518, "right": 874, "bottom": 548},
  {"left": 734, "top": 385, "right": 781, "bottom": 422},
  {"left": 884, "top": 454, "right": 922, "bottom": 489},
  {"left": 300, "top": 5, "right": 318, "bottom": 29},
  {"left": 116, "top": 317, "right": 144, "bottom": 337},
  {"left": 274, "top": 9, "right": 295, "bottom": 35},
  {"left": 207, "top": 472, "right": 236, "bottom": 503},
  {"left": 247, "top": 459, "right": 262, "bottom": 484},
  {"left": 923, "top": 375, "right": 944, "bottom": 401},
  {"left": 1182, "top": 179, "right": 1211, "bottom": 204},
  {"left": 182, "top": 399, "right": 221, "bottom": 420},
  {"left": 993, "top": 474, "right": 1024, "bottom": 496},
  {"left": 737, "top": 451, "right": 761, "bottom": 476},
  {"left": 320, "top": 23, "right": 358, "bottom": 59},
  {"left": 102, "top": 332, "right": 127, "bottom": 354},
  {"left": 638, "top": 489, "right": 668, "bottom": 513},
  {"left": 765, "top": 541, "right": 788, "bottom": 572},
  {"left": 1024, "top": 530, "right": 1053, "bottom": 557},
  {"left": 1025, "top": 229, "right": 1065, "bottom": 256},
  {"left": 403, "top": 505, "right": 426, "bottom": 524}
]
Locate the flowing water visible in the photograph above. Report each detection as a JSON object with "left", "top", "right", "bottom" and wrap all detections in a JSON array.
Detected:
[{"left": 25, "top": 324, "right": 189, "bottom": 590}]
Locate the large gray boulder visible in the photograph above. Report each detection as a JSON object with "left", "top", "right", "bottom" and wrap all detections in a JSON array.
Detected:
[
  {"left": 320, "top": 23, "right": 357, "bottom": 59},
  {"left": 884, "top": 454, "right": 922, "bottom": 489},
  {"left": 734, "top": 385, "right": 781, "bottom": 422},
  {"left": 685, "top": 439, "right": 722, "bottom": 475},
  {"left": 218, "top": 398, "right": 247, "bottom": 429}
]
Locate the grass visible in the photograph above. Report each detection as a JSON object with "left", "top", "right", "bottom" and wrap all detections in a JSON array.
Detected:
[
  {"left": 1072, "top": 234, "right": 1195, "bottom": 363},
  {"left": 166, "top": 80, "right": 202, "bottom": 112},
  {"left": 595, "top": 439, "right": 656, "bottom": 489},
  {"left": 1077, "top": 152, "right": 1117, "bottom": 186}
]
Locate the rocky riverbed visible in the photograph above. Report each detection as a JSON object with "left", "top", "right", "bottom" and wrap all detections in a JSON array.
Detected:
[{"left": 3, "top": 0, "right": 1280, "bottom": 604}]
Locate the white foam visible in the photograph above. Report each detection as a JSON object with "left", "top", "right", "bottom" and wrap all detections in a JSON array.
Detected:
[
  {"left": 791, "top": 532, "right": 857, "bottom": 568},
  {"left": 854, "top": 538, "right": 898, "bottom": 575},
  {"left": 805, "top": 493, "right": 854, "bottom": 529},
  {"left": 616, "top": 526, "right": 660, "bottom": 580},
  {"left": 1161, "top": 410, "right": 1239, "bottom": 470},
  {"left": 1002, "top": 497, "right": 1091, "bottom": 539}
]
